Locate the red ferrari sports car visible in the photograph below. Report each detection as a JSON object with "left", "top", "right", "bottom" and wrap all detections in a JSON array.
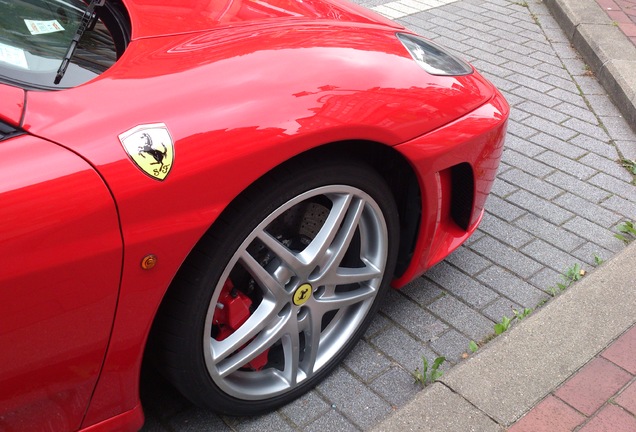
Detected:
[{"left": 0, "top": 0, "right": 508, "bottom": 430}]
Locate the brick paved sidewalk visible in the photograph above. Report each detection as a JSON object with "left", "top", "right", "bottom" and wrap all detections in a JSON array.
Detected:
[
  {"left": 509, "top": 324, "right": 636, "bottom": 432},
  {"left": 596, "top": 0, "right": 636, "bottom": 45}
]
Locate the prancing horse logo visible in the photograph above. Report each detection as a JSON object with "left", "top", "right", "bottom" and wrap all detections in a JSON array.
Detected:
[
  {"left": 293, "top": 283, "right": 312, "bottom": 306},
  {"left": 119, "top": 123, "right": 174, "bottom": 181}
]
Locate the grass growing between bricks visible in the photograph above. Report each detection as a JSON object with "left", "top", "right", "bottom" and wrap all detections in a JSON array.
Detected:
[
  {"left": 412, "top": 356, "right": 446, "bottom": 387},
  {"left": 615, "top": 220, "right": 636, "bottom": 243},
  {"left": 464, "top": 264, "right": 588, "bottom": 358}
]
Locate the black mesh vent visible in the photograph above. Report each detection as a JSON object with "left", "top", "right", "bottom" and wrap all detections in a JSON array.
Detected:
[{"left": 450, "top": 163, "right": 474, "bottom": 231}]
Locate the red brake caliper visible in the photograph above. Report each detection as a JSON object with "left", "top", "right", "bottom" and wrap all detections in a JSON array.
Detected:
[{"left": 213, "top": 279, "right": 269, "bottom": 371}]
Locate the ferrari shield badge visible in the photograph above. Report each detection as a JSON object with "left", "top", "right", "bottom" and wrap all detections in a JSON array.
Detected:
[{"left": 119, "top": 123, "right": 174, "bottom": 181}]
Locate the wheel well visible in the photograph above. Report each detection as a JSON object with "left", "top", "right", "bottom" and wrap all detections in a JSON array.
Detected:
[
  {"left": 250, "top": 141, "right": 422, "bottom": 278},
  {"left": 141, "top": 140, "right": 421, "bottom": 390}
]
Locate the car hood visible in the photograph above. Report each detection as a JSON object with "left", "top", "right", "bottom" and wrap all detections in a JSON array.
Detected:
[{"left": 123, "top": 0, "right": 403, "bottom": 40}]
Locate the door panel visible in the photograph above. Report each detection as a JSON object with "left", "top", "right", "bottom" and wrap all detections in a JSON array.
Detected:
[{"left": 0, "top": 134, "right": 122, "bottom": 432}]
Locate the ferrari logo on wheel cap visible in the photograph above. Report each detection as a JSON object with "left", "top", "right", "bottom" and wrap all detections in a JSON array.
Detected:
[
  {"left": 293, "top": 283, "right": 312, "bottom": 306},
  {"left": 119, "top": 123, "right": 174, "bottom": 181}
]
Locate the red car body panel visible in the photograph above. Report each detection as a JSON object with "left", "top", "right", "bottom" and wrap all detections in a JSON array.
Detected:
[
  {"left": 0, "top": 0, "right": 509, "bottom": 430},
  {"left": 0, "top": 134, "right": 122, "bottom": 431},
  {"left": 0, "top": 84, "right": 24, "bottom": 125}
]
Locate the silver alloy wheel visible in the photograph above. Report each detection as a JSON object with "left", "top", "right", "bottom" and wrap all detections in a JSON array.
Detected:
[{"left": 203, "top": 185, "right": 389, "bottom": 400}]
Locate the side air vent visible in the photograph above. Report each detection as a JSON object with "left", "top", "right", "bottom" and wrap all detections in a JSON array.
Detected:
[
  {"left": 0, "top": 121, "right": 23, "bottom": 142},
  {"left": 450, "top": 163, "right": 475, "bottom": 231}
]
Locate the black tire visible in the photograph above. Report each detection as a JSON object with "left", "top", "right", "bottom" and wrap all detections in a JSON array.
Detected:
[{"left": 153, "top": 159, "right": 399, "bottom": 415}]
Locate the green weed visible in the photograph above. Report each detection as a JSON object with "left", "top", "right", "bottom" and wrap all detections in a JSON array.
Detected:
[
  {"left": 548, "top": 263, "right": 585, "bottom": 296},
  {"left": 413, "top": 356, "right": 446, "bottom": 386},
  {"left": 615, "top": 221, "right": 636, "bottom": 243}
]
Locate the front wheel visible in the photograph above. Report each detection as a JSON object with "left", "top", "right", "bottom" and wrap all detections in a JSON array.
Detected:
[{"left": 155, "top": 160, "right": 399, "bottom": 415}]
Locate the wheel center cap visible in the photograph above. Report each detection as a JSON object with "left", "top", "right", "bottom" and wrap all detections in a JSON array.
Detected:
[{"left": 293, "top": 283, "right": 312, "bottom": 306}]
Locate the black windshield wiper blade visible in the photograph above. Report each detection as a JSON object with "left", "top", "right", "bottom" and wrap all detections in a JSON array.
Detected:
[{"left": 54, "top": 0, "right": 106, "bottom": 85}]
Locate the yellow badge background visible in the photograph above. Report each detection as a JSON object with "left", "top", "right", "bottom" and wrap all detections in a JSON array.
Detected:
[{"left": 119, "top": 123, "right": 174, "bottom": 181}]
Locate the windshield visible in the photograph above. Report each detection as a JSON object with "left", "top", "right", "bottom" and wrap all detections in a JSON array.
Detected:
[{"left": 0, "top": 0, "right": 129, "bottom": 89}]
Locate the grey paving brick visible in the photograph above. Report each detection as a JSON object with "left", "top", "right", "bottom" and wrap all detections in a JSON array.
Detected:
[
  {"left": 465, "top": 47, "right": 507, "bottom": 66},
  {"left": 503, "top": 92, "right": 527, "bottom": 108},
  {"left": 477, "top": 212, "right": 534, "bottom": 248},
  {"left": 575, "top": 75, "right": 608, "bottom": 95},
  {"left": 371, "top": 325, "right": 438, "bottom": 372},
  {"left": 280, "top": 392, "right": 330, "bottom": 428},
  {"left": 559, "top": 56, "right": 589, "bottom": 77},
  {"left": 315, "top": 367, "right": 392, "bottom": 430},
  {"left": 547, "top": 42, "right": 579, "bottom": 59},
  {"left": 380, "top": 289, "right": 447, "bottom": 341},
  {"left": 481, "top": 297, "right": 522, "bottom": 323},
  {"left": 425, "top": 261, "right": 498, "bottom": 308},
  {"left": 501, "top": 149, "right": 554, "bottom": 177},
  {"left": 545, "top": 171, "right": 610, "bottom": 203},
  {"left": 459, "top": 27, "right": 499, "bottom": 43},
  {"left": 528, "top": 266, "right": 562, "bottom": 293},
  {"left": 601, "top": 116, "right": 636, "bottom": 141},
  {"left": 615, "top": 140, "right": 636, "bottom": 160},
  {"left": 546, "top": 87, "right": 588, "bottom": 109},
  {"left": 528, "top": 45, "right": 564, "bottom": 65},
  {"left": 344, "top": 340, "right": 392, "bottom": 383},
  {"left": 458, "top": 17, "right": 496, "bottom": 33},
  {"left": 514, "top": 213, "right": 585, "bottom": 252},
  {"left": 482, "top": 2, "right": 516, "bottom": 15},
  {"left": 516, "top": 101, "right": 569, "bottom": 124},
  {"left": 505, "top": 134, "right": 545, "bottom": 158},
  {"left": 524, "top": 40, "right": 555, "bottom": 55},
  {"left": 303, "top": 407, "right": 359, "bottom": 432},
  {"left": 369, "top": 367, "right": 421, "bottom": 408},
  {"left": 429, "top": 329, "right": 472, "bottom": 363},
  {"left": 571, "top": 242, "right": 614, "bottom": 267},
  {"left": 554, "top": 192, "right": 622, "bottom": 228},
  {"left": 562, "top": 216, "right": 625, "bottom": 253},
  {"left": 427, "top": 295, "right": 494, "bottom": 341},
  {"left": 498, "top": 51, "right": 543, "bottom": 70},
  {"left": 569, "top": 134, "right": 619, "bottom": 159},
  {"left": 506, "top": 119, "right": 539, "bottom": 139},
  {"left": 585, "top": 94, "right": 624, "bottom": 117},
  {"left": 490, "top": 177, "right": 519, "bottom": 198},
  {"left": 400, "top": 276, "right": 445, "bottom": 306},
  {"left": 167, "top": 409, "right": 233, "bottom": 432},
  {"left": 508, "top": 72, "right": 562, "bottom": 98},
  {"left": 538, "top": 73, "right": 580, "bottom": 93},
  {"left": 429, "top": 16, "right": 467, "bottom": 32},
  {"left": 562, "top": 118, "right": 610, "bottom": 142},
  {"left": 522, "top": 116, "right": 578, "bottom": 141},
  {"left": 471, "top": 235, "right": 543, "bottom": 279},
  {"left": 600, "top": 195, "right": 636, "bottom": 220},
  {"left": 445, "top": 246, "right": 492, "bottom": 275},
  {"left": 476, "top": 266, "right": 550, "bottom": 308},
  {"left": 528, "top": 133, "right": 588, "bottom": 159},
  {"left": 484, "top": 195, "right": 526, "bottom": 222},
  {"left": 578, "top": 153, "right": 631, "bottom": 182},
  {"left": 485, "top": 75, "right": 522, "bottom": 93},
  {"left": 365, "top": 313, "right": 391, "bottom": 339},
  {"left": 521, "top": 239, "right": 580, "bottom": 273},
  {"left": 470, "top": 60, "right": 516, "bottom": 80},
  {"left": 589, "top": 172, "right": 636, "bottom": 201},
  {"left": 554, "top": 102, "right": 599, "bottom": 125},
  {"left": 536, "top": 61, "right": 570, "bottom": 80},
  {"left": 535, "top": 150, "right": 597, "bottom": 180},
  {"left": 500, "top": 169, "right": 563, "bottom": 199},
  {"left": 507, "top": 190, "right": 573, "bottom": 225}
]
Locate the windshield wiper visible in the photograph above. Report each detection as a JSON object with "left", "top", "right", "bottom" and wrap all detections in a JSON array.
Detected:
[{"left": 54, "top": 0, "right": 106, "bottom": 85}]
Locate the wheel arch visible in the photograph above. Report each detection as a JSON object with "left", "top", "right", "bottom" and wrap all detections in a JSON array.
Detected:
[{"left": 141, "top": 138, "right": 422, "bottom": 384}]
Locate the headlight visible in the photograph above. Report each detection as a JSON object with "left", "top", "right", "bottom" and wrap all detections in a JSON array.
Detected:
[{"left": 397, "top": 33, "right": 472, "bottom": 76}]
